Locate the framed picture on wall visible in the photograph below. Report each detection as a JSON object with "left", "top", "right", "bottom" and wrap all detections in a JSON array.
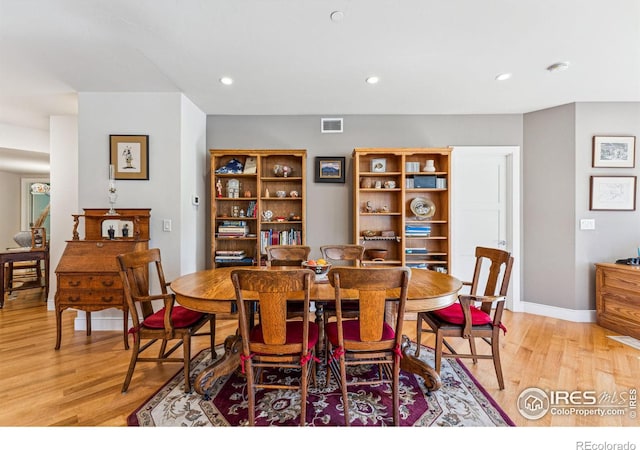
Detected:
[
  {"left": 110, "top": 135, "right": 149, "bottom": 180},
  {"left": 315, "top": 157, "right": 346, "bottom": 183},
  {"left": 590, "top": 176, "right": 637, "bottom": 211},
  {"left": 592, "top": 136, "right": 636, "bottom": 168}
]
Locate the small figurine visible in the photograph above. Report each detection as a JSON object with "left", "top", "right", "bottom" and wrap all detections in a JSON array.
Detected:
[
  {"left": 107, "top": 225, "right": 115, "bottom": 240},
  {"left": 244, "top": 189, "right": 252, "bottom": 198},
  {"left": 121, "top": 223, "right": 129, "bottom": 237},
  {"left": 216, "top": 179, "right": 223, "bottom": 198},
  {"left": 365, "top": 201, "right": 374, "bottom": 213}
]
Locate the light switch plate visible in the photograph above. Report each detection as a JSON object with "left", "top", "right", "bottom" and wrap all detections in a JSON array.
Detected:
[
  {"left": 162, "top": 219, "right": 172, "bottom": 232},
  {"left": 580, "top": 219, "right": 595, "bottom": 230}
]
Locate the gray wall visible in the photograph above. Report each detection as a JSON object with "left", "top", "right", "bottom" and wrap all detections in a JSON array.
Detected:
[
  {"left": 207, "top": 114, "right": 523, "bottom": 261},
  {"left": 575, "top": 102, "right": 640, "bottom": 309},
  {"left": 523, "top": 102, "right": 640, "bottom": 312},
  {"left": 523, "top": 104, "right": 577, "bottom": 309}
]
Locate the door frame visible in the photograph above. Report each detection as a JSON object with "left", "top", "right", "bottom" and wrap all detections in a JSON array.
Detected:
[{"left": 451, "top": 146, "right": 521, "bottom": 312}]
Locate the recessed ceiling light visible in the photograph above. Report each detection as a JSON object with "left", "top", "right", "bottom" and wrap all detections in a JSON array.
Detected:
[
  {"left": 495, "top": 73, "right": 512, "bottom": 81},
  {"left": 365, "top": 76, "right": 380, "bottom": 84},
  {"left": 546, "top": 62, "right": 570, "bottom": 72},
  {"left": 219, "top": 77, "right": 233, "bottom": 85},
  {"left": 330, "top": 11, "right": 344, "bottom": 22}
]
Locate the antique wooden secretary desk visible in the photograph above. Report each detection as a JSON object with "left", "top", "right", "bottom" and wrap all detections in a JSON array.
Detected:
[{"left": 54, "top": 208, "right": 150, "bottom": 349}]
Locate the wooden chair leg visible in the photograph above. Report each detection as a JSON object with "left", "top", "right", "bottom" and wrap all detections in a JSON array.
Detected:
[
  {"left": 491, "top": 337, "right": 505, "bottom": 389},
  {"left": 415, "top": 314, "right": 424, "bottom": 357},
  {"left": 468, "top": 337, "right": 478, "bottom": 364},
  {"left": 300, "top": 361, "right": 308, "bottom": 426},
  {"left": 122, "top": 339, "right": 140, "bottom": 393},
  {"left": 339, "top": 355, "right": 350, "bottom": 426},
  {"left": 209, "top": 316, "right": 216, "bottom": 359},
  {"left": 392, "top": 362, "right": 400, "bottom": 426},
  {"left": 246, "top": 361, "right": 256, "bottom": 426},
  {"left": 434, "top": 332, "right": 444, "bottom": 374},
  {"left": 158, "top": 340, "right": 168, "bottom": 358},
  {"left": 183, "top": 336, "right": 191, "bottom": 393}
]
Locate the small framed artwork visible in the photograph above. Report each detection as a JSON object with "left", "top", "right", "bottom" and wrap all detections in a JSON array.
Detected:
[
  {"left": 371, "top": 158, "right": 386, "bottom": 173},
  {"left": 315, "top": 157, "right": 346, "bottom": 183},
  {"left": 110, "top": 135, "right": 149, "bottom": 180},
  {"left": 590, "top": 176, "right": 637, "bottom": 211},
  {"left": 592, "top": 136, "right": 636, "bottom": 168}
]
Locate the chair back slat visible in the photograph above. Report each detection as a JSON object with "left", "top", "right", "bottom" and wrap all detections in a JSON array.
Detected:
[
  {"left": 265, "top": 245, "right": 311, "bottom": 266},
  {"left": 357, "top": 289, "right": 387, "bottom": 342},
  {"left": 472, "top": 247, "right": 514, "bottom": 315},
  {"left": 257, "top": 291, "right": 287, "bottom": 345},
  {"left": 320, "top": 245, "right": 364, "bottom": 266}
]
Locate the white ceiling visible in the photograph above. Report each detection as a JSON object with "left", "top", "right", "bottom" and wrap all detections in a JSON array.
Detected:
[{"left": 1, "top": 0, "right": 639, "bottom": 171}]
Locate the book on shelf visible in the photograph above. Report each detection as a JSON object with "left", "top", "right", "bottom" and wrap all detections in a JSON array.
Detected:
[
  {"left": 260, "top": 228, "right": 303, "bottom": 253},
  {"left": 216, "top": 250, "right": 246, "bottom": 256},
  {"left": 215, "top": 257, "right": 254, "bottom": 265},
  {"left": 218, "top": 225, "right": 249, "bottom": 236},
  {"left": 220, "top": 220, "right": 247, "bottom": 227},
  {"left": 405, "top": 248, "right": 428, "bottom": 254}
]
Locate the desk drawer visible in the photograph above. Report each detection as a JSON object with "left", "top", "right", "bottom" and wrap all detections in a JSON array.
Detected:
[
  {"left": 58, "top": 274, "right": 122, "bottom": 289},
  {"left": 57, "top": 289, "right": 124, "bottom": 305}
]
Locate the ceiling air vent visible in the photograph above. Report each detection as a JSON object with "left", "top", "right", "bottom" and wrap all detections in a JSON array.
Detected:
[{"left": 321, "top": 118, "right": 343, "bottom": 133}]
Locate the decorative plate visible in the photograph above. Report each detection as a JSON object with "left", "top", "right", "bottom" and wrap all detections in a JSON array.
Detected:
[
  {"left": 261, "top": 210, "right": 273, "bottom": 221},
  {"left": 410, "top": 197, "right": 436, "bottom": 219}
]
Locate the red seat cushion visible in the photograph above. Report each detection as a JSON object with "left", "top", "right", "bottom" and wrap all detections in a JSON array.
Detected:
[
  {"left": 141, "top": 306, "right": 205, "bottom": 329},
  {"left": 326, "top": 319, "right": 395, "bottom": 345},
  {"left": 431, "top": 303, "right": 507, "bottom": 333},
  {"left": 250, "top": 321, "right": 319, "bottom": 350}
]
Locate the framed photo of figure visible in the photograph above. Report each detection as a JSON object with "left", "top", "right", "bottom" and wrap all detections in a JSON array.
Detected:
[{"left": 110, "top": 135, "right": 149, "bottom": 180}]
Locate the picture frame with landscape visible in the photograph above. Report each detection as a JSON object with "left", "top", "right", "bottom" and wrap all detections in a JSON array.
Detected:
[
  {"left": 592, "top": 136, "right": 636, "bottom": 168},
  {"left": 315, "top": 157, "right": 345, "bottom": 183}
]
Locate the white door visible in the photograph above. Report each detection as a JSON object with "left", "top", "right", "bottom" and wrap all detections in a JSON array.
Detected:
[{"left": 451, "top": 146, "right": 521, "bottom": 311}]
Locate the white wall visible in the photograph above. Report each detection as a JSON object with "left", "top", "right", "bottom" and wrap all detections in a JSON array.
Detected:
[
  {"left": 49, "top": 115, "right": 78, "bottom": 307},
  {"left": 179, "top": 95, "right": 207, "bottom": 274},
  {"left": 73, "top": 92, "right": 206, "bottom": 330},
  {"left": 522, "top": 101, "right": 640, "bottom": 321},
  {"left": 0, "top": 171, "right": 22, "bottom": 249}
]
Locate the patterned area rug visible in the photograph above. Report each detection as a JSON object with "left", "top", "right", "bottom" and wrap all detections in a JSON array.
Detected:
[{"left": 128, "top": 342, "right": 514, "bottom": 427}]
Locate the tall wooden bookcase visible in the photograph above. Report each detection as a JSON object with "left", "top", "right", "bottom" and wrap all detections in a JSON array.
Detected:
[
  {"left": 353, "top": 147, "right": 452, "bottom": 272},
  {"left": 210, "top": 149, "right": 307, "bottom": 268}
]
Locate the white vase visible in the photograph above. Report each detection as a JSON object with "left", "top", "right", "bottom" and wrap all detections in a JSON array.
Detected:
[
  {"left": 423, "top": 160, "right": 436, "bottom": 172},
  {"left": 13, "top": 230, "right": 32, "bottom": 247}
]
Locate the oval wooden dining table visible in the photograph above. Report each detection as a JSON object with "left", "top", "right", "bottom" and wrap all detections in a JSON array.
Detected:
[{"left": 171, "top": 266, "right": 462, "bottom": 396}]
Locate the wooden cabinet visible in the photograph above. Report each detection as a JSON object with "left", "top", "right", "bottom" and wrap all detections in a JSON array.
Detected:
[
  {"left": 595, "top": 263, "right": 640, "bottom": 340},
  {"left": 54, "top": 208, "right": 150, "bottom": 349},
  {"left": 353, "top": 148, "right": 452, "bottom": 270},
  {"left": 210, "top": 150, "right": 306, "bottom": 268}
]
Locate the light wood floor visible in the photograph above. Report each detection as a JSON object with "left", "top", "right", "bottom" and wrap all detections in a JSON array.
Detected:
[{"left": 1, "top": 288, "right": 639, "bottom": 427}]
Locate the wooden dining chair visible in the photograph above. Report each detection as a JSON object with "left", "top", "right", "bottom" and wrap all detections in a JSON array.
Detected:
[
  {"left": 325, "top": 266, "right": 411, "bottom": 426},
  {"left": 265, "top": 245, "right": 312, "bottom": 319},
  {"left": 415, "top": 246, "right": 514, "bottom": 389},
  {"left": 117, "top": 248, "right": 216, "bottom": 393},
  {"left": 265, "top": 245, "right": 311, "bottom": 267},
  {"left": 231, "top": 268, "right": 318, "bottom": 426},
  {"left": 318, "top": 244, "right": 365, "bottom": 360},
  {"left": 320, "top": 244, "right": 365, "bottom": 267}
]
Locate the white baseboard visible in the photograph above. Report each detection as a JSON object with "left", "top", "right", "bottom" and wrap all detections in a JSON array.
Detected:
[{"left": 520, "top": 301, "right": 596, "bottom": 323}]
